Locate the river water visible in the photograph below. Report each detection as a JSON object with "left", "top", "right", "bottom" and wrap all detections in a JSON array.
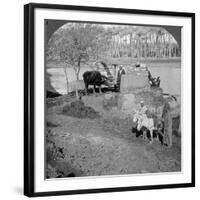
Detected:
[
  {"left": 148, "top": 62, "right": 181, "bottom": 96},
  {"left": 46, "top": 61, "right": 181, "bottom": 96}
]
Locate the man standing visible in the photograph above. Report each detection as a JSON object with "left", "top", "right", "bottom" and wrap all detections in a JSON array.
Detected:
[
  {"left": 162, "top": 103, "right": 173, "bottom": 147},
  {"left": 116, "top": 66, "right": 126, "bottom": 91}
]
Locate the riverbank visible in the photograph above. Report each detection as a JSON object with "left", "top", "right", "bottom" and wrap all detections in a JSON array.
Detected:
[
  {"left": 46, "top": 59, "right": 181, "bottom": 95},
  {"left": 46, "top": 87, "right": 181, "bottom": 179},
  {"left": 46, "top": 57, "right": 181, "bottom": 68}
]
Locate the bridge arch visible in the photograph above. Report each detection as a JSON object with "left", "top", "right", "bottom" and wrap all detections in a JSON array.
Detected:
[{"left": 45, "top": 20, "right": 181, "bottom": 48}]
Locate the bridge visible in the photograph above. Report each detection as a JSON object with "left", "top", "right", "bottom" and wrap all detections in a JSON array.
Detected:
[{"left": 45, "top": 20, "right": 181, "bottom": 48}]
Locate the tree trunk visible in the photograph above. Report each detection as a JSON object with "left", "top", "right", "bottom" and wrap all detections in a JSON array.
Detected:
[
  {"left": 144, "top": 38, "right": 147, "bottom": 58},
  {"left": 129, "top": 33, "right": 133, "bottom": 57},
  {"left": 74, "top": 60, "right": 81, "bottom": 99},
  {"left": 76, "top": 59, "right": 81, "bottom": 81},
  {"left": 74, "top": 71, "right": 79, "bottom": 99},
  {"left": 63, "top": 66, "right": 69, "bottom": 94},
  {"left": 76, "top": 72, "right": 79, "bottom": 81}
]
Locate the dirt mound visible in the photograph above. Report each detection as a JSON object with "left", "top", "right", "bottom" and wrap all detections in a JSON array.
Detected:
[
  {"left": 103, "top": 93, "right": 119, "bottom": 110},
  {"left": 62, "top": 100, "right": 100, "bottom": 119},
  {"left": 46, "top": 129, "right": 82, "bottom": 178},
  {"left": 135, "top": 88, "right": 164, "bottom": 106}
]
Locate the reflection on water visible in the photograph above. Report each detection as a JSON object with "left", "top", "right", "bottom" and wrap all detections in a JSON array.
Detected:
[{"left": 47, "top": 61, "right": 181, "bottom": 96}]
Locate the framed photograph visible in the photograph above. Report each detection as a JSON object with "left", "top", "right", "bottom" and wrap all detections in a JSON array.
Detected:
[{"left": 24, "top": 3, "right": 195, "bottom": 197}]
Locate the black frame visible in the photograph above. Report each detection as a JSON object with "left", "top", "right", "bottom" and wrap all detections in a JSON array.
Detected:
[{"left": 24, "top": 3, "right": 195, "bottom": 197}]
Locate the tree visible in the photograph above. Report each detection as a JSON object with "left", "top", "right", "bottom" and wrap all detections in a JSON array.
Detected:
[
  {"left": 60, "top": 52, "right": 69, "bottom": 94},
  {"left": 56, "top": 23, "right": 105, "bottom": 97},
  {"left": 60, "top": 24, "right": 106, "bottom": 73}
]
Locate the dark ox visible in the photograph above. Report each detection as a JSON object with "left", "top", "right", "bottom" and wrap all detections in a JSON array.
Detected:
[{"left": 83, "top": 71, "right": 109, "bottom": 94}]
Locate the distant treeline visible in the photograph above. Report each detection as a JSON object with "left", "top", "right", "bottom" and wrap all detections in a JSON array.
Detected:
[
  {"left": 109, "top": 29, "right": 181, "bottom": 58},
  {"left": 47, "top": 24, "right": 180, "bottom": 62}
]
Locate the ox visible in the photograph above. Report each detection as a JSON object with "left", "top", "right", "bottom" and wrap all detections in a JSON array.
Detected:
[{"left": 83, "top": 71, "right": 109, "bottom": 95}]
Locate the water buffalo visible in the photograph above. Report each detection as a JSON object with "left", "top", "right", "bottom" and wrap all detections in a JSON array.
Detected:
[{"left": 83, "top": 71, "right": 109, "bottom": 95}]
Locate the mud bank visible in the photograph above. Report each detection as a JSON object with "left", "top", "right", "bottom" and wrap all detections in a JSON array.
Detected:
[{"left": 46, "top": 88, "right": 181, "bottom": 178}]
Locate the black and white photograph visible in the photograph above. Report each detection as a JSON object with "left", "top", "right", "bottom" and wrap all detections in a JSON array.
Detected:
[
  {"left": 23, "top": 3, "right": 195, "bottom": 196},
  {"left": 0, "top": 0, "right": 198, "bottom": 199},
  {"left": 45, "top": 21, "right": 182, "bottom": 179}
]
